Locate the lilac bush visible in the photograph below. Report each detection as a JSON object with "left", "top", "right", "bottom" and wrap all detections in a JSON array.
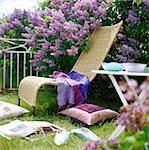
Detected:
[
  {"left": 105, "top": 0, "right": 149, "bottom": 64},
  {"left": 0, "top": 0, "right": 148, "bottom": 76},
  {"left": 0, "top": 0, "right": 110, "bottom": 75},
  {"left": 21, "top": 0, "right": 110, "bottom": 75},
  {"left": 0, "top": 9, "right": 29, "bottom": 38}
]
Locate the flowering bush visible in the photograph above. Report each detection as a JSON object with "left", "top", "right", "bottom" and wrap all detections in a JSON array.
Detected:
[
  {"left": 0, "top": 0, "right": 110, "bottom": 75},
  {"left": 0, "top": 0, "right": 148, "bottom": 75},
  {"left": 0, "top": 9, "right": 29, "bottom": 39},
  {"left": 23, "top": 0, "right": 110, "bottom": 75},
  {"left": 0, "top": 0, "right": 148, "bottom": 105},
  {"left": 105, "top": 0, "right": 149, "bottom": 64},
  {"left": 116, "top": 101, "right": 149, "bottom": 150}
]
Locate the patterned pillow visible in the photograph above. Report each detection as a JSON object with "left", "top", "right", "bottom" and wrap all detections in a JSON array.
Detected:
[
  {"left": 58, "top": 104, "right": 119, "bottom": 126},
  {"left": 0, "top": 101, "right": 29, "bottom": 120}
]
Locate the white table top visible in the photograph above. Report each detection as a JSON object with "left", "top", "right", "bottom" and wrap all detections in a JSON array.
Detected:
[{"left": 91, "top": 70, "right": 149, "bottom": 77}]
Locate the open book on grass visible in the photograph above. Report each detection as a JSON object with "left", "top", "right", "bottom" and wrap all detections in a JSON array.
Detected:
[{"left": 0, "top": 120, "right": 63, "bottom": 140}]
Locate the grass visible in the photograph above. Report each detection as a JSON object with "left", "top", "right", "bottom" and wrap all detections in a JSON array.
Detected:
[{"left": 0, "top": 89, "right": 118, "bottom": 150}]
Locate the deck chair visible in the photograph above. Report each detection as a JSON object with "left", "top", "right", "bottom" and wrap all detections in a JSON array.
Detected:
[{"left": 18, "top": 21, "right": 123, "bottom": 114}]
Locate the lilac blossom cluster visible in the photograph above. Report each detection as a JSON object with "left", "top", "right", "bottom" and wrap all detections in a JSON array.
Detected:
[
  {"left": 0, "top": 9, "right": 29, "bottom": 37},
  {"left": 84, "top": 138, "right": 119, "bottom": 150},
  {"left": 21, "top": 0, "right": 109, "bottom": 72},
  {"left": 116, "top": 101, "right": 149, "bottom": 133},
  {"left": 111, "top": 30, "right": 140, "bottom": 63},
  {"left": 126, "top": 9, "right": 140, "bottom": 25},
  {"left": 84, "top": 139, "right": 104, "bottom": 150},
  {"left": 108, "top": 0, "right": 149, "bottom": 64},
  {"left": 142, "top": 0, "right": 149, "bottom": 6}
]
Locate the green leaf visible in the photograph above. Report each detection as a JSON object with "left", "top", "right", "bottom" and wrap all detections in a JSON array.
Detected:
[
  {"left": 120, "top": 136, "right": 135, "bottom": 150},
  {"left": 135, "top": 131, "right": 147, "bottom": 148},
  {"left": 133, "top": 0, "right": 141, "bottom": 6}
]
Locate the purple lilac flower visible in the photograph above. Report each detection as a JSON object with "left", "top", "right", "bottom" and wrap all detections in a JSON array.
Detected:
[
  {"left": 33, "top": 52, "right": 42, "bottom": 60},
  {"left": 142, "top": 0, "right": 149, "bottom": 6},
  {"left": 120, "top": 44, "right": 140, "bottom": 60},
  {"left": 27, "top": 39, "right": 37, "bottom": 48},
  {"left": 84, "top": 139, "right": 104, "bottom": 150},
  {"left": 9, "top": 9, "right": 28, "bottom": 22},
  {"left": 126, "top": 10, "right": 140, "bottom": 25},
  {"left": 32, "top": 60, "right": 38, "bottom": 67},
  {"left": 0, "top": 8, "right": 28, "bottom": 37},
  {"left": 35, "top": 66, "right": 47, "bottom": 72},
  {"left": 118, "top": 33, "right": 126, "bottom": 41},
  {"left": 121, "top": 44, "right": 131, "bottom": 56},
  {"left": 6, "top": 23, "right": 14, "bottom": 30},
  {"left": 28, "top": 12, "right": 47, "bottom": 27},
  {"left": 108, "top": 138, "right": 119, "bottom": 149},
  {"left": 98, "top": 6, "right": 107, "bottom": 18},
  {"left": 11, "top": 19, "right": 21, "bottom": 26},
  {"left": 66, "top": 46, "right": 78, "bottom": 56},
  {"left": 117, "top": 55, "right": 128, "bottom": 62},
  {"left": 127, "top": 38, "right": 140, "bottom": 46},
  {"left": 41, "top": 41, "right": 51, "bottom": 50}
]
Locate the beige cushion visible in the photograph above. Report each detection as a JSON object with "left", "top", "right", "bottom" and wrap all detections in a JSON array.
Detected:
[
  {"left": 59, "top": 104, "right": 119, "bottom": 126},
  {"left": 0, "top": 101, "right": 29, "bottom": 120}
]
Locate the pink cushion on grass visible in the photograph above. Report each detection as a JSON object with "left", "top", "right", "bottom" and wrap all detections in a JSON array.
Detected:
[{"left": 58, "top": 104, "right": 119, "bottom": 126}]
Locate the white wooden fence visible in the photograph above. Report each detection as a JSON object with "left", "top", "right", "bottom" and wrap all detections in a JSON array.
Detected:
[
  {"left": 1, "top": 50, "right": 37, "bottom": 90},
  {"left": 0, "top": 37, "right": 40, "bottom": 90}
]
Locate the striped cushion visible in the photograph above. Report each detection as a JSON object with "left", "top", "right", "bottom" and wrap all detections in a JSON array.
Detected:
[{"left": 59, "top": 104, "right": 119, "bottom": 126}]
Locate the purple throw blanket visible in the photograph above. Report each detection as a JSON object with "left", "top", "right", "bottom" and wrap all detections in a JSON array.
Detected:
[{"left": 49, "top": 71, "right": 90, "bottom": 109}]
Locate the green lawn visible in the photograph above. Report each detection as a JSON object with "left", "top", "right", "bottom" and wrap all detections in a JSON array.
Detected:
[{"left": 0, "top": 90, "right": 118, "bottom": 150}]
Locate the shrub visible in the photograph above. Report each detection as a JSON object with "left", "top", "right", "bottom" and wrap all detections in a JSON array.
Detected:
[
  {"left": 0, "top": 9, "right": 29, "bottom": 39},
  {"left": 104, "top": 0, "right": 149, "bottom": 64},
  {"left": 0, "top": 0, "right": 148, "bottom": 75},
  {"left": 21, "top": 0, "right": 110, "bottom": 76}
]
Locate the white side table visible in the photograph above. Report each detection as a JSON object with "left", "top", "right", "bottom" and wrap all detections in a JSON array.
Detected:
[{"left": 91, "top": 70, "right": 149, "bottom": 106}]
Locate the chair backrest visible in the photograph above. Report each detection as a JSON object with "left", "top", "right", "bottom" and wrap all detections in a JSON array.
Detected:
[{"left": 72, "top": 21, "right": 123, "bottom": 81}]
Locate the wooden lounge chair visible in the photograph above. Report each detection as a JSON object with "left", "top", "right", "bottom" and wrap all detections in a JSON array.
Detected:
[{"left": 18, "top": 21, "right": 123, "bottom": 114}]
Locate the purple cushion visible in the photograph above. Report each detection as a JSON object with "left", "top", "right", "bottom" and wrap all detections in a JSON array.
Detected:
[{"left": 75, "top": 104, "right": 105, "bottom": 113}]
